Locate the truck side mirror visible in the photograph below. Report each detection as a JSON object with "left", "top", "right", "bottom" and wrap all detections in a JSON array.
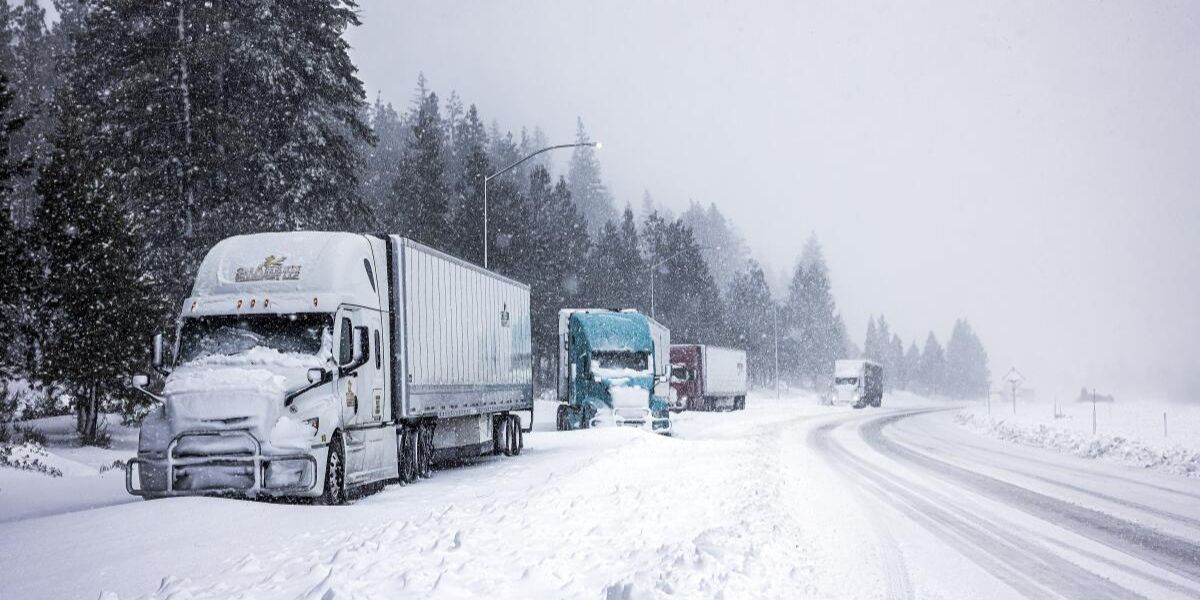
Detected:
[
  {"left": 151, "top": 333, "right": 163, "bottom": 368},
  {"left": 131, "top": 374, "right": 149, "bottom": 389},
  {"left": 307, "top": 368, "right": 327, "bottom": 384}
]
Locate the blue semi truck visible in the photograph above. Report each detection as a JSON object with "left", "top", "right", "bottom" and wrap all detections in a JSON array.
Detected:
[{"left": 554, "top": 309, "right": 672, "bottom": 433}]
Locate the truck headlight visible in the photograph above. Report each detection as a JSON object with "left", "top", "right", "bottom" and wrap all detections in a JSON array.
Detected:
[{"left": 303, "top": 417, "right": 320, "bottom": 435}]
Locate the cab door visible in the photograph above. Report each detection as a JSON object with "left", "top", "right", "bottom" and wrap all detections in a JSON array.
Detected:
[
  {"left": 334, "top": 308, "right": 371, "bottom": 483},
  {"left": 334, "top": 305, "right": 393, "bottom": 486}
]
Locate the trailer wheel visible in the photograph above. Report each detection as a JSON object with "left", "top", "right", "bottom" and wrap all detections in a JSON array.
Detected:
[
  {"left": 556, "top": 405, "right": 569, "bottom": 431},
  {"left": 502, "top": 415, "right": 516, "bottom": 457},
  {"left": 418, "top": 422, "right": 434, "bottom": 479},
  {"left": 508, "top": 414, "right": 522, "bottom": 456},
  {"left": 493, "top": 416, "right": 509, "bottom": 456},
  {"left": 399, "top": 427, "right": 418, "bottom": 484},
  {"left": 316, "top": 434, "right": 346, "bottom": 506}
]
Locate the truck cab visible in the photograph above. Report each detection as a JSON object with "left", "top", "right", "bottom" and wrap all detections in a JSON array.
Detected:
[
  {"left": 832, "top": 359, "right": 883, "bottom": 409},
  {"left": 555, "top": 309, "right": 671, "bottom": 433},
  {"left": 129, "top": 232, "right": 391, "bottom": 500}
]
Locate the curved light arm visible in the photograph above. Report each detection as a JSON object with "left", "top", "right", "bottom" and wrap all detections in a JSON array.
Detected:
[{"left": 485, "top": 141, "right": 600, "bottom": 183}]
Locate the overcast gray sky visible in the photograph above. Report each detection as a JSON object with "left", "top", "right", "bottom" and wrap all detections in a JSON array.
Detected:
[{"left": 346, "top": 0, "right": 1200, "bottom": 402}]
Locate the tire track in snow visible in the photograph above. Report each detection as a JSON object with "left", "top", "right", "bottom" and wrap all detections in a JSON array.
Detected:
[
  {"left": 804, "top": 418, "right": 914, "bottom": 600},
  {"left": 864, "top": 412, "right": 1200, "bottom": 585},
  {"left": 810, "top": 415, "right": 1146, "bottom": 600},
  {"left": 893, "top": 415, "right": 1200, "bottom": 517}
]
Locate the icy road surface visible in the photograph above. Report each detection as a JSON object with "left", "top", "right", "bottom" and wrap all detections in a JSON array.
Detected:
[{"left": 2, "top": 394, "right": 1199, "bottom": 599}]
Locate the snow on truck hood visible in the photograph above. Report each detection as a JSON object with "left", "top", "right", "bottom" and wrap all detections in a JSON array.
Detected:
[
  {"left": 609, "top": 382, "right": 651, "bottom": 409},
  {"left": 163, "top": 348, "right": 326, "bottom": 439}
]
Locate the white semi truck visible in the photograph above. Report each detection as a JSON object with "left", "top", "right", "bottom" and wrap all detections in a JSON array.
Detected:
[
  {"left": 831, "top": 359, "right": 883, "bottom": 409},
  {"left": 127, "top": 232, "right": 533, "bottom": 504}
]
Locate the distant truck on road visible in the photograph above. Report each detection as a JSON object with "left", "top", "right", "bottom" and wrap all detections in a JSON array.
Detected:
[
  {"left": 831, "top": 359, "right": 883, "bottom": 409},
  {"left": 670, "top": 345, "right": 749, "bottom": 411},
  {"left": 555, "top": 309, "right": 672, "bottom": 433},
  {"left": 127, "top": 232, "right": 533, "bottom": 504}
]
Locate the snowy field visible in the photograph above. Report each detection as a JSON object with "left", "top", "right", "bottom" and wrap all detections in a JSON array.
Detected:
[
  {"left": 3, "top": 392, "right": 1200, "bottom": 600},
  {"left": 956, "top": 399, "right": 1200, "bottom": 478}
]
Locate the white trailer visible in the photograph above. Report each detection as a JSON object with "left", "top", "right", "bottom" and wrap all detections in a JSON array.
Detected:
[{"left": 128, "top": 232, "right": 532, "bottom": 504}]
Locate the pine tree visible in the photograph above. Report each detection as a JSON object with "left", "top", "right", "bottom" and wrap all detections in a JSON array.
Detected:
[
  {"left": 0, "top": 3, "right": 13, "bottom": 76},
  {"left": 42, "top": 0, "right": 371, "bottom": 339},
  {"left": 785, "top": 235, "right": 847, "bottom": 388},
  {"left": 586, "top": 206, "right": 644, "bottom": 310},
  {"left": 566, "top": 117, "right": 614, "bottom": 235},
  {"left": 863, "top": 316, "right": 881, "bottom": 362},
  {"left": 641, "top": 210, "right": 723, "bottom": 343},
  {"left": 903, "top": 341, "right": 921, "bottom": 391},
  {"left": 945, "top": 319, "right": 990, "bottom": 399},
  {"left": 361, "top": 95, "right": 405, "bottom": 222},
  {"left": 35, "top": 75, "right": 160, "bottom": 443},
  {"left": 515, "top": 167, "right": 590, "bottom": 385},
  {"left": 390, "top": 86, "right": 450, "bottom": 248},
  {"left": 725, "top": 260, "right": 778, "bottom": 387},
  {"left": 889, "top": 333, "right": 905, "bottom": 390},
  {"left": 0, "top": 68, "right": 29, "bottom": 375},
  {"left": 680, "top": 200, "right": 749, "bottom": 291},
  {"left": 447, "top": 104, "right": 490, "bottom": 263},
  {"left": 9, "top": 0, "right": 53, "bottom": 228},
  {"left": 916, "top": 332, "right": 946, "bottom": 396}
]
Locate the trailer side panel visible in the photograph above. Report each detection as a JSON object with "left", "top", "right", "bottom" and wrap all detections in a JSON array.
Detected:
[{"left": 392, "top": 237, "right": 532, "bottom": 419}]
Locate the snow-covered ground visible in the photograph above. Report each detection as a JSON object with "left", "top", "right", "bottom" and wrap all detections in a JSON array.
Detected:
[
  {"left": 2, "top": 392, "right": 1199, "bottom": 599},
  {"left": 0, "top": 414, "right": 139, "bottom": 523},
  {"left": 956, "top": 399, "right": 1200, "bottom": 478}
]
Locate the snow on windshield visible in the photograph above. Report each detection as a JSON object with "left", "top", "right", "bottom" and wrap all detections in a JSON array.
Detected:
[
  {"left": 178, "top": 314, "right": 333, "bottom": 365},
  {"left": 591, "top": 351, "right": 650, "bottom": 380}
]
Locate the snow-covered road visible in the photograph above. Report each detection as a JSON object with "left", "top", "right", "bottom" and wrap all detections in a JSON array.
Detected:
[{"left": 2, "top": 394, "right": 1199, "bottom": 599}]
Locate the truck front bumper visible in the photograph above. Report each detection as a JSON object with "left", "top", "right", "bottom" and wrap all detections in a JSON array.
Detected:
[
  {"left": 126, "top": 430, "right": 319, "bottom": 498},
  {"left": 591, "top": 407, "right": 672, "bottom": 434}
]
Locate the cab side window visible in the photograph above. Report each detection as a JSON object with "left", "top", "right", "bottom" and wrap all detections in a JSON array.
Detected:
[{"left": 339, "top": 318, "right": 353, "bottom": 365}]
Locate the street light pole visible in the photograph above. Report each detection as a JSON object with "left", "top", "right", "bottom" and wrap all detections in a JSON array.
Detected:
[{"left": 483, "top": 141, "right": 600, "bottom": 269}]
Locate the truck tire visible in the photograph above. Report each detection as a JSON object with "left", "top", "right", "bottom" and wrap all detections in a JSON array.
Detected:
[
  {"left": 503, "top": 416, "right": 516, "bottom": 457},
  {"left": 418, "top": 422, "right": 434, "bottom": 479},
  {"left": 494, "top": 416, "right": 511, "bottom": 456},
  {"left": 316, "top": 434, "right": 346, "bottom": 506},
  {"left": 509, "top": 414, "right": 523, "bottom": 456},
  {"left": 556, "top": 404, "right": 569, "bottom": 431},
  {"left": 399, "top": 427, "right": 418, "bottom": 484}
]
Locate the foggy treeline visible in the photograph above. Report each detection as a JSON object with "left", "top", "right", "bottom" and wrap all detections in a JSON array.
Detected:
[{"left": 0, "top": 1, "right": 989, "bottom": 444}]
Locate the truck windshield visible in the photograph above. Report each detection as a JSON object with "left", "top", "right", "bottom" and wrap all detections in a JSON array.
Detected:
[
  {"left": 835, "top": 377, "right": 858, "bottom": 385},
  {"left": 593, "top": 351, "right": 649, "bottom": 372},
  {"left": 178, "top": 314, "right": 332, "bottom": 364}
]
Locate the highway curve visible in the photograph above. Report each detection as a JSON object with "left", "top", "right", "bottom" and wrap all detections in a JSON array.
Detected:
[{"left": 808, "top": 407, "right": 1200, "bottom": 600}]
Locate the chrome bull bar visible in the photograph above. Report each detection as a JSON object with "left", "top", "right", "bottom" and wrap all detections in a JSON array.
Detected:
[
  {"left": 126, "top": 429, "right": 318, "bottom": 497},
  {"left": 590, "top": 407, "right": 672, "bottom": 434}
]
